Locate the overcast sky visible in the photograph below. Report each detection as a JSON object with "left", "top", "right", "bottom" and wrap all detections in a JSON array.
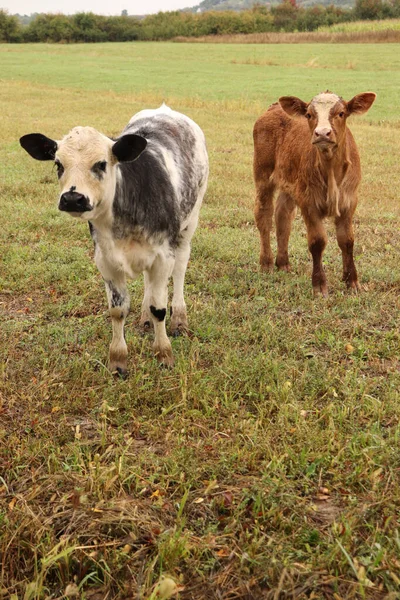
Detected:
[{"left": 1, "top": 0, "right": 200, "bottom": 16}]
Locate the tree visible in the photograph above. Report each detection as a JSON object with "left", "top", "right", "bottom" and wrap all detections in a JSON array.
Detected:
[
  {"left": 0, "top": 9, "right": 21, "bottom": 42},
  {"left": 354, "top": 0, "right": 383, "bottom": 19},
  {"left": 271, "top": 0, "right": 298, "bottom": 32}
]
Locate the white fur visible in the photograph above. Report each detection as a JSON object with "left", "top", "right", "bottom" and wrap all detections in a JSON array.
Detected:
[{"left": 311, "top": 92, "right": 340, "bottom": 135}]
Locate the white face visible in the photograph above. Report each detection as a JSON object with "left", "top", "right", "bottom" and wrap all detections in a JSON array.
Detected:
[
  {"left": 55, "top": 126, "right": 117, "bottom": 220},
  {"left": 308, "top": 92, "right": 341, "bottom": 143}
]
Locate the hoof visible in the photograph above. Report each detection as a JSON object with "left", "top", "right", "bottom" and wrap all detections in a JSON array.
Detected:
[
  {"left": 154, "top": 346, "right": 174, "bottom": 368},
  {"left": 313, "top": 285, "right": 328, "bottom": 298},
  {"left": 260, "top": 262, "right": 274, "bottom": 273},
  {"left": 171, "top": 326, "right": 187, "bottom": 338},
  {"left": 140, "top": 319, "right": 153, "bottom": 334},
  {"left": 347, "top": 280, "right": 361, "bottom": 294},
  {"left": 113, "top": 366, "right": 128, "bottom": 380},
  {"left": 170, "top": 308, "right": 188, "bottom": 337},
  {"left": 109, "top": 361, "right": 128, "bottom": 379},
  {"left": 276, "top": 263, "right": 290, "bottom": 273},
  {"left": 140, "top": 309, "right": 153, "bottom": 333}
]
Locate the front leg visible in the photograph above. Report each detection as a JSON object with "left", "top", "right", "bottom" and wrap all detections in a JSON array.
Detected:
[
  {"left": 105, "top": 279, "right": 130, "bottom": 377},
  {"left": 302, "top": 209, "right": 328, "bottom": 297},
  {"left": 139, "top": 271, "right": 153, "bottom": 333},
  {"left": 145, "top": 254, "right": 175, "bottom": 367}
]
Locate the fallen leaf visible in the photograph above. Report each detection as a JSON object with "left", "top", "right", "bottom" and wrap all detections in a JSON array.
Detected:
[
  {"left": 151, "top": 576, "right": 180, "bottom": 599},
  {"left": 223, "top": 491, "right": 234, "bottom": 507},
  {"left": 64, "top": 583, "right": 80, "bottom": 597}
]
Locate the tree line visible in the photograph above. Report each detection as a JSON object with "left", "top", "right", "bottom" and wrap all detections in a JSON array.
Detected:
[{"left": 1, "top": 0, "right": 400, "bottom": 43}]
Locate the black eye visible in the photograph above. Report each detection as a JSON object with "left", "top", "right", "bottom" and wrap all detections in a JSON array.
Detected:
[
  {"left": 92, "top": 161, "right": 107, "bottom": 176},
  {"left": 54, "top": 160, "right": 64, "bottom": 178},
  {"left": 339, "top": 112, "right": 345, "bottom": 118},
  {"left": 305, "top": 113, "right": 312, "bottom": 120}
]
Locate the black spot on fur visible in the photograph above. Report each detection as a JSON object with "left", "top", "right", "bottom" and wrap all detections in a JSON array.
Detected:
[
  {"left": 150, "top": 305, "right": 166, "bottom": 322},
  {"left": 111, "top": 114, "right": 206, "bottom": 246},
  {"left": 113, "top": 152, "right": 181, "bottom": 246},
  {"left": 91, "top": 161, "right": 107, "bottom": 180},
  {"left": 88, "top": 221, "right": 97, "bottom": 248},
  {"left": 107, "top": 281, "right": 125, "bottom": 308}
]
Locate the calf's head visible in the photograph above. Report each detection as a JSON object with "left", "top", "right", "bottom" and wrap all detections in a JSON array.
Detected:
[
  {"left": 279, "top": 91, "right": 376, "bottom": 153},
  {"left": 20, "top": 127, "right": 147, "bottom": 219}
]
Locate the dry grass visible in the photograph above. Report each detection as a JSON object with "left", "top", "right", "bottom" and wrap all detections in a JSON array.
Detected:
[
  {"left": 174, "top": 29, "right": 400, "bottom": 44},
  {"left": 1, "top": 42, "right": 400, "bottom": 600}
]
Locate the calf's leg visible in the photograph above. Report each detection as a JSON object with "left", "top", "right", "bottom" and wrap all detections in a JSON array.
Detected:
[
  {"left": 145, "top": 255, "right": 175, "bottom": 366},
  {"left": 335, "top": 210, "right": 360, "bottom": 292},
  {"left": 254, "top": 179, "right": 276, "bottom": 272},
  {"left": 275, "top": 192, "right": 296, "bottom": 271},
  {"left": 170, "top": 225, "right": 196, "bottom": 335},
  {"left": 140, "top": 272, "right": 153, "bottom": 332},
  {"left": 302, "top": 210, "right": 328, "bottom": 297},
  {"left": 105, "top": 279, "right": 130, "bottom": 377}
]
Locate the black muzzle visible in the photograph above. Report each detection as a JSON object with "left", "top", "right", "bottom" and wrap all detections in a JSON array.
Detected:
[{"left": 59, "top": 192, "right": 92, "bottom": 213}]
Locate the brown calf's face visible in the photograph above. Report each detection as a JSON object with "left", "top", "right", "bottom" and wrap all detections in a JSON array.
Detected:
[
  {"left": 20, "top": 127, "right": 147, "bottom": 220},
  {"left": 279, "top": 91, "right": 376, "bottom": 153}
]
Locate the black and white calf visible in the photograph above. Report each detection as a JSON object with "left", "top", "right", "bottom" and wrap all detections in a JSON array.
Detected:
[{"left": 20, "top": 105, "right": 209, "bottom": 375}]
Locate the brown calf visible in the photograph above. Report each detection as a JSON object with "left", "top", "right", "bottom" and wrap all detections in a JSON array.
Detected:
[{"left": 253, "top": 91, "right": 376, "bottom": 296}]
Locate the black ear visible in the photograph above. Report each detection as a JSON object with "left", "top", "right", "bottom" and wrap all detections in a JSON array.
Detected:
[
  {"left": 20, "top": 133, "right": 58, "bottom": 161},
  {"left": 112, "top": 134, "right": 147, "bottom": 163}
]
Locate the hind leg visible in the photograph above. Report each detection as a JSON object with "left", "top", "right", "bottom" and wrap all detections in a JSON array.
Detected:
[
  {"left": 170, "top": 210, "right": 200, "bottom": 336},
  {"left": 254, "top": 180, "right": 276, "bottom": 272},
  {"left": 275, "top": 192, "right": 296, "bottom": 271}
]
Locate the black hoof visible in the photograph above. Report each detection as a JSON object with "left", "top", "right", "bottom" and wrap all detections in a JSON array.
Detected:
[{"left": 113, "top": 367, "right": 128, "bottom": 380}]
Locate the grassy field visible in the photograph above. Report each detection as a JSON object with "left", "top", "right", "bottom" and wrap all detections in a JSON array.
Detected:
[
  {"left": 1, "top": 42, "right": 400, "bottom": 599},
  {"left": 318, "top": 18, "right": 400, "bottom": 33}
]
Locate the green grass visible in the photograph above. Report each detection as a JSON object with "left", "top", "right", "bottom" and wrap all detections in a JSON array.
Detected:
[
  {"left": 1, "top": 42, "right": 400, "bottom": 121},
  {"left": 1, "top": 42, "right": 400, "bottom": 599},
  {"left": 319, "top": 18, "right": 400, "bottom": 33}
]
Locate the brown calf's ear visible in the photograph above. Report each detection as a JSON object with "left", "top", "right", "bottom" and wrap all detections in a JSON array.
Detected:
[
  {"left": 20, "top": 133, "right": 57, "bottom": 161},
  {"left": 279, "top": 96, "right": 308, "bottom": 117},
  {"left": 347, "top": 92, "right": 376, "bottom": 115}
]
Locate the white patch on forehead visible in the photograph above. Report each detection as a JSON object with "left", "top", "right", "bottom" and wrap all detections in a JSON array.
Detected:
[
  {"left": 58, "top": 126, "right": 111, "bottom": 161},
  {"left": 311, "top": 92, "right": 340, "bottom": 129}
]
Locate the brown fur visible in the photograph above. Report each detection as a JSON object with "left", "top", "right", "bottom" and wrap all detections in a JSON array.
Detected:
[{"left": 253, "top": 91, "right": 376, "bottom": 296}]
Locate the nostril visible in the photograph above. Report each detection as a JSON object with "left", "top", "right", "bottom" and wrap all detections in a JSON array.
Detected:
[
  {"left": 314, "top": 129, "right": 331, "bottom": 138},
  {"left": 59, "top": 191, "right": 89, "bottom": 212}
]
